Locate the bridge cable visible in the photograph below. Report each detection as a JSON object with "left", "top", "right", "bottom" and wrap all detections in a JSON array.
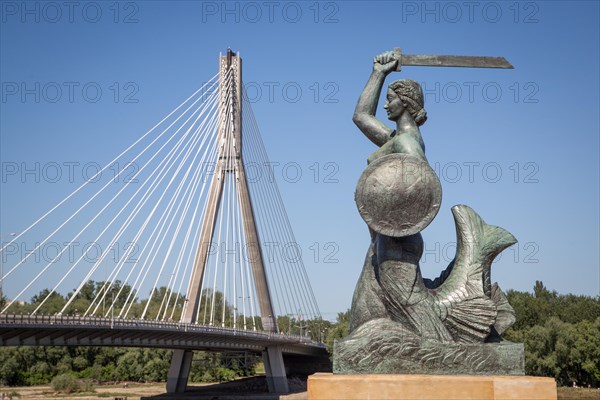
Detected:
[
  {"left": 242, "top": 108, "right": 297, "bottom": 322},
  {"left": 139, "top": 84, "right": 230, "bottom": 321},
  {"left": 0, "top": 74, "right": 219, "bottom": 255},
  {"left": 1, "top": 76, "right": 220, "bottom": 285},
  {"left": 6, "top": 84, "right": 220, "bottom": 314},
  {"left": 242, "top": 95, "right": 322, "bottom": 321},
  {"left": 77, "top": 82, "right": 222, "bottom": 318},
  {"left": 240, "top": 97, "right": 301, "bottom": 320},
  {"left": 35, "top": 81, "right": 223, "bottom": 316},
  {"left": 167, "top": 114, "right": 222, "bottom": 322}
]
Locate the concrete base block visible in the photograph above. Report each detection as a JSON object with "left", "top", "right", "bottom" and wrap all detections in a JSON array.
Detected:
[{"left": 307, "top": 373, "right": 557, "bottom": 400}]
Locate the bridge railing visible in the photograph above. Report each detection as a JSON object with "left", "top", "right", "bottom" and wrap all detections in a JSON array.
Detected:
[{"left": 0, "top": 314, "right": 323, "bottom": 347}]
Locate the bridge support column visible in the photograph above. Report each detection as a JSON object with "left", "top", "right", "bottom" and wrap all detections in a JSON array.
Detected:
[
  {"left": 166, "top": 349, "right": 193, "bottom": 393},
  {"left": 263, "top": 345, "right": 289, "bottom": 393}
]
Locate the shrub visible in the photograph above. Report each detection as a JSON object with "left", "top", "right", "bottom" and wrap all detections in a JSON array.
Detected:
[
  {"left": 200, "top": 371, "right": 213, "bottom": 382},
  {"left": 7, "top": 391, "right": 21, "bottom": 399},
  {"left": 78, "top": 365, "right": 102, "bottom": 380},
  {"left": 0, "top": 358, "right": 21, "bottom": 386},
  {"left": 80, "top": 379, "right": 95, "bottom": 392},
  {"left": 51, "top": 373, "right": 94, "bottom": 393},
  {"left": 214, "top": 367, "right": 237, "bottom": 382}
]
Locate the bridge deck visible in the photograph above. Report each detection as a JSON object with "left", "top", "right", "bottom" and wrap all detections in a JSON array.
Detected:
[{"left": 0, "top": 314, "right": 326, "bottom": 357}]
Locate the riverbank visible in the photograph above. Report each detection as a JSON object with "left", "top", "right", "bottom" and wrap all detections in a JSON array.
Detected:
[{"left": 2, "top": 378, "right": 599, "bottom": 400}]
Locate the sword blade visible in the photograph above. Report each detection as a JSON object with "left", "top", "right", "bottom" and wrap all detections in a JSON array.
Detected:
[{"left": 399, "top": 54, "right": 514, "bottom": 69}]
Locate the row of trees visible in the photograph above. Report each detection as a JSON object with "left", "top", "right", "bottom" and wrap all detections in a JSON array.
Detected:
[
  {"left": 1, "top": 281, "right": 597, "bottom": 387},
  {"left": 320, "top": 282, "right": 600, "bottom": 388},
  {"left": 2, "top": 281, "right": 263, "bottom": 330},
  {"left": 1, "top": 280, "right": 332, "bottom": 338},
  {"left": 503, "top": 281, "right": 600, "bottom": 387},
  {"left": 0, "top": 281, "right": 328, "bottom": 387},
  {"left": 0, "top": 346, "right": 258, "bottom": 387}
]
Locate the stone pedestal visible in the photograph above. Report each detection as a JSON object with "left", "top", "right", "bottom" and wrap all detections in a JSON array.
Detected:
[{"left": 307, "top": 373, "right": 557, "bottom": 400}]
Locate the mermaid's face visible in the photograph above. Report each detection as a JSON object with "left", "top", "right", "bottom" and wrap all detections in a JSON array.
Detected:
[{"left": 384, "top": 89, "right": 404, "bottom": 121}]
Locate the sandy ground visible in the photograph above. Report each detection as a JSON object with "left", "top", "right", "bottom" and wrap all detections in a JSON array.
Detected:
[
  {"left": 1, "top": 382, "right": 165, "bottom": 400},
  {"left": 4, "top": 380, "right": 599, "bottom": 400},
  {"left": 1, "top": 377, "right": 308, "bottom": 400}
]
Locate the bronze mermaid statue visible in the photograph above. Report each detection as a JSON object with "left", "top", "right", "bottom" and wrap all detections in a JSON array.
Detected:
[{"left": 334, "top": 51, "right": 523, "bottom": 375}]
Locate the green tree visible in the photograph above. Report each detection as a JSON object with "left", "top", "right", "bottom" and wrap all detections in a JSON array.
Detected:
[
  {"left": 0, "top": 352, "right": 22, "bottom": 386},
  {"left": 504, "top": 282, "right": 600, "bottom": 387},
  {"left": 326, "top": 310, "right": 350, "bottom": 355},
  {"left": 30, "top": 289, "right": 66, "bottom": 314}
]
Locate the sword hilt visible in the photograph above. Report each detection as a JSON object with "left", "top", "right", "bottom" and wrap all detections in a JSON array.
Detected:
[{"left": 393, "top": 48, "right": 402, "bottom": 71}]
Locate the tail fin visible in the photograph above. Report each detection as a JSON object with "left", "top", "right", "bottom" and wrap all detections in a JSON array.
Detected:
[
  {"left": 433, "top": 205, "right": 517, "bottom": 342},
  {"left": 444, "top": 297, "right": 497, "bottom": 342},
  {"left": 480, "top": 221, "right": 518, "bottom": 297},
  {"left": 490, "top": 282, "right": 516, "bottom": 335},
  {"left": 442, "top": 204, "right": 517, "bottom": 297}
]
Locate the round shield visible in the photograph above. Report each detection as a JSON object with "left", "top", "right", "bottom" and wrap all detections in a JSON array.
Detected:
[{"left": 355, "top": 153, "right": 442, "bottom": 237}]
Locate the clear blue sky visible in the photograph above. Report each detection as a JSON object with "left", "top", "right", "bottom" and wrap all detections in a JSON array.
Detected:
[{"left": 1, "top": 1, "right": 598, "bottom": 320}]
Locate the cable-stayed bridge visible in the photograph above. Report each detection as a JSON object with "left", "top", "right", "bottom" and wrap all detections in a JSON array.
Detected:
[{"left": 0, "top": 50, "right": 329, "bottom": 393}]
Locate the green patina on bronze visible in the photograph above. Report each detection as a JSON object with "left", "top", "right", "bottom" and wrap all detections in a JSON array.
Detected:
[{"left": 334, "top": 49, "right": 523, "bottom": 375}]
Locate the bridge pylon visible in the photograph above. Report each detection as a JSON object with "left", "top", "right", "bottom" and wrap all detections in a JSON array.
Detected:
[{"left": 167, "top": 50, "right": 287, "bottom": 394}]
